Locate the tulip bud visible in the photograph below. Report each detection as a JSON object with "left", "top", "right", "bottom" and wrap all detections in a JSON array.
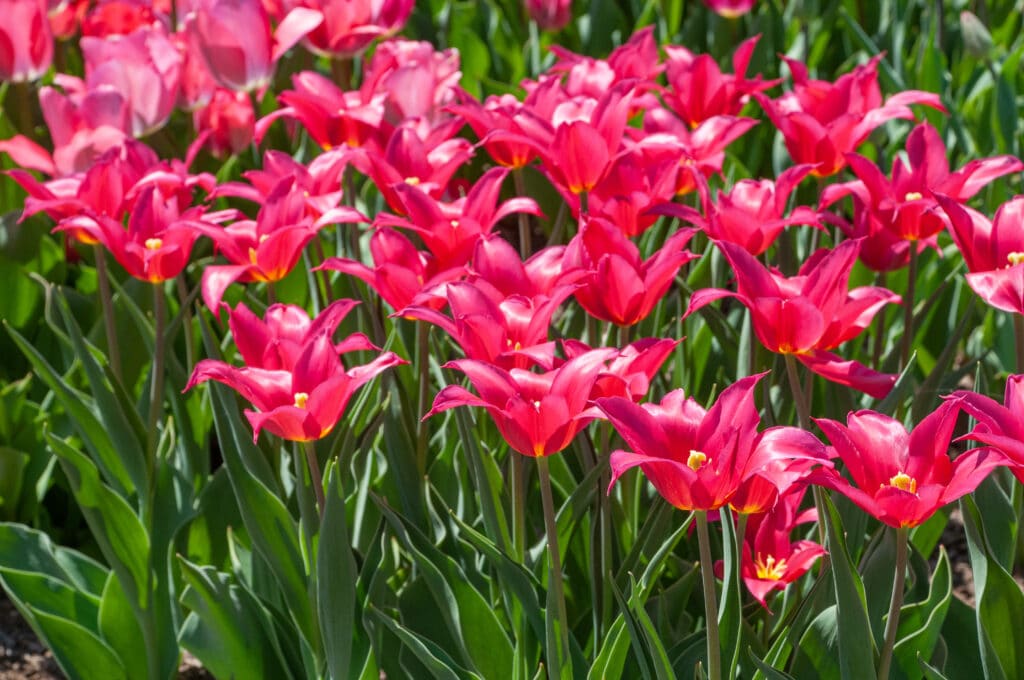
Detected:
[
  {"left": 524, "top": 0, "right": 572, "bottom": 32},
  {"left": 0, "top": 0, "right": 53, "bottom": 82},
  {"left": 960, "top": 11, "right": 994, "bottom": 60}
]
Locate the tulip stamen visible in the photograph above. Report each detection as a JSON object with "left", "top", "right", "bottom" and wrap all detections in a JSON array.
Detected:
[
  {"left": 293, "top": 392, "right": 310, "bottom": 409},
  {"left": 904, "top": 191, "right": 923, "bottom": 201},
  {"left": 404, "top": 176, "right": 421, "bottom": 186},
  {"left": 145, "top": 238, "right": 163, "bottom": 250},
  {"left": 248, "top": 247, "right": 259, "bottom": 265},
  {"left": 887, "top": 471, "right": 917, "bottom": 494},
  {"left": 754, "top": 553, "right": 788, "bottom": 580},
  {"left": 1008, "top": 252, "right": 1024, "bottom": 266},
  {"left": 687, "top": 449, "right": 708, "bottom": 471}
]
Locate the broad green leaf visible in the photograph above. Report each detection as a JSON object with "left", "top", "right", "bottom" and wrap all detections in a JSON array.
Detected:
[
  {"left": 367, "top": 605, "right": 480, "bottom": 680},
  {"left": 748, "top": 647, "right": 797, "bottom": 680},
  {"left": 98, "top": 571, "right": 147, "bottom": 680},
  {"left": 30, "top": 608, "right": 127, "bottom": 680},
  {"left": 0, "top": 569, "right": 100, "bottom": 633},
  {"left": 0, "top": 523, "right": 107, "bottom": 596},
  {"left": 177, "top": 557, "right": 295, "bottom": 680},
  {"left": 893, "top": 549, "right": 952, "bottom": 679},
  {"left": 317, "top": 462, "right": 358, "bottom": 680}
]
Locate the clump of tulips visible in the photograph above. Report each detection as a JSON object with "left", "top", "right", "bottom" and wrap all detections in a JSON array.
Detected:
[{"left": 0, "top": 2, "right": 1022, "bottom": 680}]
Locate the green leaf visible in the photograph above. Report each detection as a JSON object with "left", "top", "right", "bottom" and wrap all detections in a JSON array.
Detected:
[
  {"left": 177, "top": 556, "right": 295, "bottom": 680},
  {"left": 318, "top": 462, "right": 358, "bottom": 680},
  {"left": 893, "top": 548, "right": 952, "bottom": 679},
  {"left": 367, "top": 605, "right": 480, "bottom": 680},
  {"left": 30, "top": 608, "right": 127, "bottom": 680},
  {"left": 820, "top": 493, "right": 877, "bottom": 680},
  {"left": 0, "top": 523, "right": 107, "bottom": 597},
  {"left": 0, "top": 569, "right": 100, "bottom": 634},
  {"left": 748, "top": 647, "right": 797, "bottom": 680},
  {"left": 376, "top": 496, "right": 514, "bottom": 679},
  {"left": 97, "top": 571, "right": 147, "bottom": 680},
  {"left": 44, "top": 433, "right": 150, "bottom": 609}
]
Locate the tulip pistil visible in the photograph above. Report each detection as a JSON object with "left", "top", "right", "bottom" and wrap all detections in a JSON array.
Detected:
[
  {"left": 687, "top": 449, "right": 708, "bottom": 471},
  {"left": 888, "top": 471, "right": 917, "bottom": 494},
  {"left": 754, "top": 553, "right": 788, "bottom": 580}
]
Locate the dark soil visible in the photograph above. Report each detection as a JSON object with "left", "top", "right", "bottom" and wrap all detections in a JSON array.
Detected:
[{"left": 0, "top": 593, "right": 212, "bottom": 680}]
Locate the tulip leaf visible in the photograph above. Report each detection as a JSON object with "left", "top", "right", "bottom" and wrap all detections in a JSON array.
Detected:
[
  {"left": 820, "top": 493, "right": 877, "bottom": 680},
  {"left": 718, "top": 508, "right": 743, "bottom": 680},
  {"left": 972, "top": 473, "right": 1017, "bottom": 571},
  {"left": 962, "top": 495, "right": 1024, "bottom": 680},
  {"left": 205, "top": 381, "right": 315, "bottom": 646},
  {"left": 177, "top": 556, "right": 296, "bottom": 680},
  {"left": 0, "top": 523, "right": 108, "bottom": 597},
  {"left": 791, "top": 605, "right": 841, "bottom": 680},
  {"left": 25, "top": 607, "right": 127, "bottom": 680},
  {"left": 748, "top": 647, "right": 797, "bottom": 680},
  {"left": 97, "top": 571, "right": 147, "bottom": 680},
  {"left": 892, "top": 548, "right": 952, "bottom": 679},
  {"left": 375, "top": 495, "right": 514, "bottom": 679},
  {"left": 44, "top": 432, "right": 150, "bottom": 610},
  {"left": 366, "top": 604, "right": 480, "bottom": 680},
  {"left": 588, "top": 617, "right": 631, "bottom": 680},
  {"left": 452, "top": 405, "right": 511, "bottom": 552},
  {"left": 317, "top": 461, "right": 358, "bottom": 680}
]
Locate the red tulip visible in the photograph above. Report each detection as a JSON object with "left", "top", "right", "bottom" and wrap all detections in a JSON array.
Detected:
[
  {"left": 427, "top": 349, "right": 616, "bottom": 457},
  {"left": 317, "top": 227, "right": 465, "bottom": 313},
  {"left": 193, "top": 88, "right": 255, "bottom": 157},
  {"left": 937, "top": 196, "right": 1024, "bottom": 315},
  {"left": 0, "top": 0, "right": 53, "bottom": 82},
  {"left": 186, "top": 301, "right": 405, "bottom": 442},
  {"left": 524, "top": 0, "right": 572, "bottom": 31},
  {"left": 662, "top": 35, "right": 775, "bottom": 128},
  {"left": 738, "top": 489, "right": 826, "bottom": 607},
  {"left": 565, "top": 217, "right": 698, "bottom": 327},
  {"left": 701, "top": 0, "right": 756, "bottom": 18},
  {"left": 812, "top": 401, "right": 1004, "bottom": 528},
  {"left": 597, "top": 373, "right": 827, "bottom": 511},
  {"left": 954, "top": 375, "right": 1024, "bottom": 483},
  {"left": 687, "top": 239, "right": 900, "bottom": 398},
  {"left": 755, "top": 55, "right": 944, "bottom": 177},
  {"left": 562, "top": 337, "right": 681, "bottom": 403}
]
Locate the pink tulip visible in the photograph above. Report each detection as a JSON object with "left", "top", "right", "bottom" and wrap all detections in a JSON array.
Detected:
[
  {"left": 0, "top": 0, "right": 53, "bottom": 82},
  {"left": 524, "top": 0, "right": 572, "bottom": 31}
]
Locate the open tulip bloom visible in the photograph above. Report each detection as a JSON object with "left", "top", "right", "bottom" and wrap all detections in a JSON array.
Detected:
[
  {"left": 812, "top": 401, "right": 1006, "bottom": 528},
  {"left": 597, "top": 373, "right": 828, "bottom": 512},
  {"left": 954, "top": 374, "right": 1024, "bottom": 483}
]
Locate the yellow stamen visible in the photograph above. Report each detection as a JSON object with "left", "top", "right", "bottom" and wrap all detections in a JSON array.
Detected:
[
  {"left": 248, "top": 247, "right": 259, "bottom": 265},
  {"left": 144, "top": 238, "right": 163, "bottom": 250},
  {"left": 687, "top": 449, "right": 708, "bottom": 471},
  {"left": 293, "top": 392, "right": 309, "bottom": 409},
  {"left": 888, "top": 471, "right": 917, "bottom": 494},
  {"left": 904, "top": 191, "right": 923, "bottom": 201},
  {"left": 532, "top": 400, "right": 542, "bottom": 411},
  {"left": 404, "top": 176, "right": 421, "bottom": 186},
  {"left": 450, "top": 219, "right": 460, "bottom": 229},
  {"left": 1008, "top": 252, "right": 1024, "bottom": 266},
  {"left": 754, "top": 553, "right": 788, "bottom": 580}
]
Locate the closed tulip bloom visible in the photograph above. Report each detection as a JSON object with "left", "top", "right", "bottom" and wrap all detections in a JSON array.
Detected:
[
  {"left": 524, "top": 0, "right": 572, "bottom": 31},
  {"left": 597, "top": 374, "right": 827, "bottom": 511},
  {"left": 0, "top": 0, "right": 53, "bottom": 82},
  {"left": 812, "top": 401, "right": 1005, "bottom": 528}
]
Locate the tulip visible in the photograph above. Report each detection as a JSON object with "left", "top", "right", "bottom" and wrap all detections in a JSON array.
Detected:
[
  {"left": 193, "top": 88, "right": 255, "bottom": 157},
  {"left": 954, "top": 374, "right": 1024, "bottom": 483},
  {"left": 702, "top": 0, "right": 756, "bottom": 18},
  {"left": 0, "top": 0, "right": 53, "bottom": 82},
  {"left": 755, "top": 55, "right": 945, "bottom": 177},
  {"left": 524, "top": 0, "right": 571, "bottom": 31},
  {"left": 938, "top": 195, "right": 1024, "bottom": 315},
  {"left": 362, "top": 39, "right": 462, "bottom": 128},
  {"left": 80, "top": 1, "right": 159, "bottom": 37},
  {"left": 426, "top": 349, "right": 616, "bottom": 458},
  {"left": 563, "top": 337, "right": 680, "bottom": 403},
  {"left": 812, "top": 401, "right": 1004, "bottom": 528},
  {"left": 596, "top": 373, "right": 827, "bottom": 511},
  {"left": 565, "top": 217, "right": 698, "bottom": 327},
  {"left": 293, "top": 0, "right": 413, "bottom": 58},
  {"left": 186, "top": 301, "right": 404, "bottom": 442},
  {"left": 687, "top": 239, "right": 900, "bottom": 398},
  {"left": 189, "top": 0, "right": 321, "bottom": 92}
]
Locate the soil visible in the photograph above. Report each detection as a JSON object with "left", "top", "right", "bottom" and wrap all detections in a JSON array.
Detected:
[{"left": 0, "top": 594, "right": 212, "bottom": 680}]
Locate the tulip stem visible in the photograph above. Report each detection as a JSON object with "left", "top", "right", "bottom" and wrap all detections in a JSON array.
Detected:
[
  {"left": 176, "top": 277, "right": 196, "bottom": 371},
  {"left": 900, "top": 245, "right": 918, "bottom": 369},
  {"left": 784, "top": 353, "right": 811, "bottom": 430},
  {"left": 696, "top": 510, "right": 722, "bottom": 680},
  {"left": 415, "top": 322, "right": 430, "bottom": 476},
  {"left": 1013, "top": 314, "right": 1024, "bottom": 374},
  {"left": 537, "top": 455, "right": 571, "bottom": 679},
  {"left": 514, "top": 169, "right": 532, "bottom": 259},
  {"left": 304, "top": 440, "right": 326, "bottom": 518},
  {"left": 877, "top": 526, "right": 909, "bottom": 680},
  {"left": 872, "top": 271, "right": 888, "bottom": 369},
  {"left": 94, "top": 246, "right": 122, "bottom": 382},
  {"left": 147, "top": 284, "right": 167, "bottom": 483}
]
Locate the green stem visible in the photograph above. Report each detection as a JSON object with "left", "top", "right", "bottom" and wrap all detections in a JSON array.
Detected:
[
  {"left": 1014, "top": 314, "right": 1024, "bottom": 375},
  {"left": 415, "top": 322, "right": 430, "bottom": 477},
  {"left": 537, "top": 456, "right": 570, "bottom": 679},
  {"left": 877, "top": 527, "right": 909, "bottom": 680},
  {"left": 146, "top": 284, "right": 167, "bottom": 482},
  {"left": 176, "top": 277, "right": 195, "bottom": 371},
  {"left": 94, "top": 246, "right": 122, "bottom": 382},
  {"left": 304, "top": 440, "right": 326, "bottom": 519},
  {"left": 332, "top": 57, "right": 353, "bottom": 90},
  {"left": 696, "top": 510, "right": 722, "bottom": 680},
  {"left": 784, "top": 354, "right": 811, "bottom": 430},
  {"left": 511, "top": 453, "right": 526, "bottom": 561},
  {"left": 872, "top": 271, "right": 888, "bottom": 369},
  {"left": 513, "top": 169, "right": 532, "bottom": 259},
  {"left": 900, "top": 245, "right": 918, "bottom": 369}
]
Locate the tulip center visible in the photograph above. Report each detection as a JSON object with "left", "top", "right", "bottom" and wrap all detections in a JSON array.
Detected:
[
  {"left": 888, "top": 471, "right": 917, "bottom": 494},
  {"left": 248, "top": 247, "right": 259, "bottom": 265},
  {"left": 904, "top": 191, "right": 923, "bottom": 201},
  {"left": 404, "top": 176, "right": 421, "bottom": 186},
  {"left": 144, "top": 238, "right": 163, "bottom": 250},
  {"left": 532, "top": 400, "right": 541, "bottom": 411},
  {"left": 754, "top": 553, "right": 788, "bottom": 580},
  {"left": 687, "top": 449, "right": 708, "bottom": 471},
  {"left": 506, "top": 338, "right": 522, "bottom": 351},
  {"left": 1008, "top": 252, "right": 1024, "bottom": 266},
  {"left": 293, "top": 392, "right": 309, "bottom": 409},
  {"left": 450, "top": 219, "right": 459, "bottom": 229}
]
